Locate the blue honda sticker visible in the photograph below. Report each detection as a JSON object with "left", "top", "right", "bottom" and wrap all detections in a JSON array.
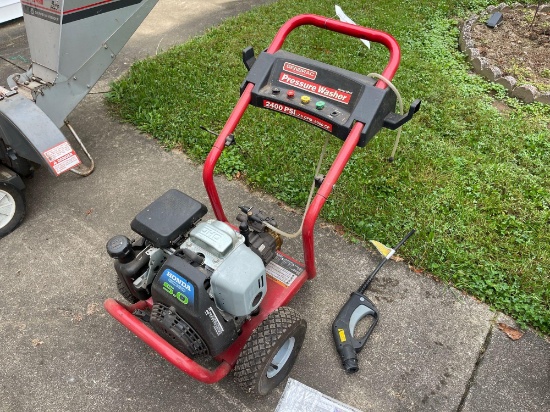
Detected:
[{"left": 159, "top": 269, "right": 194, "bottom": 306}]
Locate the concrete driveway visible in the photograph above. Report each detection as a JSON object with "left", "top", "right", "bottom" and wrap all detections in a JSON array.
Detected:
[{"left": 1, "top": 2, "right": 548, "bottom": 411}]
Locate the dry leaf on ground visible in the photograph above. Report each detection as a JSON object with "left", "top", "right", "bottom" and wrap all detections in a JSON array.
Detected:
[{"left": 497, "top": 322, "right": 524, "bottom": 341}]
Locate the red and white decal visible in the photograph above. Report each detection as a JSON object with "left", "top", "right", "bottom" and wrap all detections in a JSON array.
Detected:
[
  {"left": 21, "top": 0, "right": 60, "bottom": 14},
  {"left": 42, "top": 142, "right": 81, "bottom": 176},
  {"left": 278, "top": 73, "right": 352, "bottom": 104},
  {"left": 283, "top": 62, "right": 317, "bottom": 80},
  {"left": 263, "top": 100, "right": 333, "bottom": 132}
]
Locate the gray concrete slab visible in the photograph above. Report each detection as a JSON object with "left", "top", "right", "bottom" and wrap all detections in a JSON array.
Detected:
[
  {"left": 0, "top": 2, "right": 548, "bottom": 412},
  {"left": 461, "top": 327, "right": 550, "bottom": 412},
  {"left": 0, "top": 93, "right": 495, "bottom": 412},
  {"left": 0, "top": 18, "right": 30, "bottom": 85}
]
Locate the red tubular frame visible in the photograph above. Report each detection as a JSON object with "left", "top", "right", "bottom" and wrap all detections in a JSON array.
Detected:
[
  {"left": 301, "top": 122, "right": 363, "bottom": 277},
  {"left": 265, "top": 14, "right": 400, "bottom": 89},
  {"left": 106, "top": 14, "right": 401, "bottom": 385},
  {"left": 204, "top": 14, "right": 401, "bottom": 277},
  {"left": 105, "top": 298, "right": 232, "bottom": 383}
]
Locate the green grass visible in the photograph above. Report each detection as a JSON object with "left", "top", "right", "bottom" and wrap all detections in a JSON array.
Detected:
[{"left": 107, "top": 0, "right": 550, "bottom": 334}]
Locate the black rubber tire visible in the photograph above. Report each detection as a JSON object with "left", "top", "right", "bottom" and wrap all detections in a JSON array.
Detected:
[
  {"left": 0, "top": 182, "right": 25, "bottom": 238},
  {"left": 234, "top": 306, "right": 307, "bottom": 396}
]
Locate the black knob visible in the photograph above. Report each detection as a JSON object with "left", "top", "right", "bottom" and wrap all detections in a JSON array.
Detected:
[
  {"left": 106, "top": 235, "right": 135, "bottom": 263},
  {"left": 239, "top": 221, "right": 250, "bottom": 247}
]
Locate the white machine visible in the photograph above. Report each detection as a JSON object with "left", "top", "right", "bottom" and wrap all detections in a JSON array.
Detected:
[
  {"left": 0, "top": 0, "right": 159, "bottom": 237},
  {"left": 0, "top": 0, "right": 23, "bottom": 23}
]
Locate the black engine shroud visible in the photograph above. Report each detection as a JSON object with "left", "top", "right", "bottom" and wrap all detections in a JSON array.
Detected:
[
  {"left": 109, "top": 190, "right": 251, "bottom": 358},
  {"left": 150, "top": 254, "right": 241, "bottom": 357}
]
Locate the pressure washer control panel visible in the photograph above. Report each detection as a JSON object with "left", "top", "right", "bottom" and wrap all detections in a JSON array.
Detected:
[{"left": 242, "top": 48, "right": 416, "bottom": 147}]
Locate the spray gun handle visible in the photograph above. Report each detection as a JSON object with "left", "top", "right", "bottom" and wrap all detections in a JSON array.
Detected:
[{"left": 332, "top": 292, "right": 379, "bottom": 373}]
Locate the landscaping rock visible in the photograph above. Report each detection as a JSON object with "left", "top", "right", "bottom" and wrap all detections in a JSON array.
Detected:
[
  {"left": 471, "top": 56, "right": 489, "bottom": 73},
  {"left": 480, "top": 65, "right": 503, "bottom": 82},
  {"left": 459, "top": 31, "right": 471, "bottom": 51},
  {"left": 467, "top": 48, "right": 481, "bottom": 60},
  {"left": 497, "top": 3, "right": 511, "bottom": 12},
  {"left": 511, "top": 84, "right": 539, "bottom": 103},
  {"left": 466, "top": 15, "right": 478, "bottom": 26},
  {"left": 496, "top": 75, "right": 517, "bottom": 90},
  {"left": 535, "top": 92, "right": 550, "bottom": 104}
]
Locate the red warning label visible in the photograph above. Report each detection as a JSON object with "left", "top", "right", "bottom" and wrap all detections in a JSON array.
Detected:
[
  {"left": 278, "top": 72, "right": 352, "bottom": 104},
  {"left": 283, "top": 62, "right": 317, "bottom": 80},
  {"left": 263, "top": 100, "right": 333, "bottom": 132},
  {"left": 42, "top": 142, "right": 81, "bottom": 176}
]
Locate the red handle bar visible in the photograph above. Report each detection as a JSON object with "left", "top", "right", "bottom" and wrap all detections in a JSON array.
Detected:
[
  {"left": 204, "top": 15, "right": 403, "bottom": 277},
  {"left": 266, "top": 14, "right": 401, "bottom": 89}
]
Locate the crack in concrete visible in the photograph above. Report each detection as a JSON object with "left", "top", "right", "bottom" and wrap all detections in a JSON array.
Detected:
[
  {"left": 456, "top": 314, "right": 498, "bottom": 412},
  {"left": 0, "top": 55, "right": 27, "bottom": 72}
]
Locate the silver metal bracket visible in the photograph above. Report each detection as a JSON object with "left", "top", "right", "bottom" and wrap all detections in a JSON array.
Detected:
[{"left": 133, "top": 248, "right": 166, "bottom": 290}]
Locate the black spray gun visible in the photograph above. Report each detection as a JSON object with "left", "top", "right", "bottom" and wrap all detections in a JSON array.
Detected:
[{"left": 332, "top": 229, "right": 415, "bottom": 373}]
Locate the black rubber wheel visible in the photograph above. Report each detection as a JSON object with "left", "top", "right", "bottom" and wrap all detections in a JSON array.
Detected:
[
  {"left": 234, "top": 306, "right": 307, "bottom": 396},
  {"left": 0, "top": 182, "right": 25, "bottom": 238}
]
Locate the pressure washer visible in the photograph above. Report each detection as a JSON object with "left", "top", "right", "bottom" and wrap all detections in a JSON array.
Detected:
[{"left": 104, "top": 14, "right": 420, "bottom": 395}]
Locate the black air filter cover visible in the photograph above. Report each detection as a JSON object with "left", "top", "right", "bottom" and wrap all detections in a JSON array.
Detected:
[{"left": 131, "top": 189, "right": 207, "bottom": 248}]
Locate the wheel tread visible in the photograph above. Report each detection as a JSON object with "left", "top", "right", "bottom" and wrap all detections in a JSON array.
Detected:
[{"left": 234, "top": 306, "right": 305, "bottom": 394}]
